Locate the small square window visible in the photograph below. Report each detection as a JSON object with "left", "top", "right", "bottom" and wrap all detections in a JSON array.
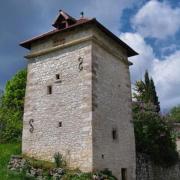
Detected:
[
  {"left": 121, "top": 168, "right": 127, "bottom": 180},
  {"left": 47, "top": 85, "right": 52, "bottom": 94},
  {"left": 56, "top": 74, "right": 60, "bottom": 80},
  {"left": 112, "top": 128, "right": 118, "bottom": 140}
]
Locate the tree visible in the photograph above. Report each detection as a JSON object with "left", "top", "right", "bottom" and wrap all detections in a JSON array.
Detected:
[
  {"left": 133, "top": 70, "right": 178, "bottom": 166},
  {"left": 0, "top": 69, "right": 27, "bottom": 143},
  {"left": 169, "top": 105, "right": 180, "bottom": 123},
  {"left": 2, "top": 69, "right": 27, "bottom": 111},
  {"left": 0, "top": 89, "right": 3, "bottom": 107},
  {"left": 133, "top": 70, "right": 160, "bottom": 112},
  {"left": 133, "top": 102, "right": 178, "bottom": 166}
]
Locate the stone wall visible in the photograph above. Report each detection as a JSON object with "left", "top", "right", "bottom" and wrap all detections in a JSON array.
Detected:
[
  {"left": 23, "top": 40, "right": 93, "bottom": 172},
  {"left": 91, "top": 38, "right": 136, "bottom": 180},
  {"left": 136, "top": 154, "right": 180, "bottom": 180}
]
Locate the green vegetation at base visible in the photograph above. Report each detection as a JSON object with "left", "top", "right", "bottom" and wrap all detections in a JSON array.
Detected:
[
  {"left": 0, "top": 144, "right": 116, "bottom": 180},
  {"left": 133, "top": 103, "right": 178, "bottom": 166},
  {"left": 0, "top": 143, "right": 34, "bottom": 180},
  {"left": 22, "top": 155, "right": 56, "bottom": 170}
]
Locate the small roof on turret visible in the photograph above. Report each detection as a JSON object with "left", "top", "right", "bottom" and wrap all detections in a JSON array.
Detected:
[
  {"left": 52, "top": 10, "right": 77, "bottom": 29},
  {"left": 20, "top": 10, "right": 138, "bottom": 57}
]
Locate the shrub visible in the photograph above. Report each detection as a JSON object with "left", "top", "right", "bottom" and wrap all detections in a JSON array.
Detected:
[
  {"left": 54, "top": 152, "right": 64, "bottom": 168},
  {"left": 133, "top": 102, "right": 179, "bottom": 166},
  {"left": 0, "top": 69, "right": 27, "bottom": 143},
  {"left": 0, "top": 109, "right": 22, "bottom": 143}
]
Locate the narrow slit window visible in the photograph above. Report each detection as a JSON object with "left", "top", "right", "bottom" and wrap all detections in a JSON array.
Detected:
[
  {"left": 47, "top": 85, "right": 52, "bottom": 94},
  {"left": 112, "top": 128, "right": 118, "bottom": 140},
  {"left": 101, "top": 154, "right": 104, "bottom": 159},
  {"left": 121, "top": 168, "right": 127, "bottom": 180},
  {"left": 56, "top": 74, "right": 60, "bottom": 80},
  {"left": 59, "top": 122, "right": 62, "bottom": 127}
]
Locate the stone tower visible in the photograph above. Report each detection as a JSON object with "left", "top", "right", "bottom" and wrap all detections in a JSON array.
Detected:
[{"left": 20, "top": 10, "right": 138, "bottom": 180}]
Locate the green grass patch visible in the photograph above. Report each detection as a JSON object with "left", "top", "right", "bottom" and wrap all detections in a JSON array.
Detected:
[
  {"left": 0, "top": 143, "right": 34, "bottom": 180},
  {"left": 62, "top": 172, "right": 92, "bottom": 180},
  {"left": 22, "top": 155, "right": 55, "bottom": 170}
]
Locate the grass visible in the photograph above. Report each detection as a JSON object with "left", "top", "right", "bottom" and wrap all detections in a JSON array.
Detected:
[
  {"left": 0, "top": 143, "right": 34, "bottom": 180},
  {"left": 22, "top": 155, "right": 55, "bottom": 170}
]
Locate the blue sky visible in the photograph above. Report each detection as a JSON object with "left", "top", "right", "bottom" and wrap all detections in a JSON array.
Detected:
[{"left": 0, "top": 0, "right": 180, "bottom": 111}]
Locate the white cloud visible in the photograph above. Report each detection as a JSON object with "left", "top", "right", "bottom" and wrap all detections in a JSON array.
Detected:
[
  {"left": 132, "top": 0, "right": 180, "bottom": 39},
  {"left": 120, "top": 32, "right": 180, "bottom": 110},
  {"left": 152, "top": 51, "right": 180, "bottom": 109},
  {"left": 120, "top": 33, "right": 154, "bottom": 82}
]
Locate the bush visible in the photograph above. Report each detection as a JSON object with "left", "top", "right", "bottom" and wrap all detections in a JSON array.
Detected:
[
  {"left": 0, "top": 69, "right": 27, "bottom": 143},
  {"left": 0, "top": 109, "right": 23, "bottom": 143},
  {"left": 133, "top": 102, "right": 179, "bottom": 166},
  {"left": 54, "top": 152, "right": 65, "bottom": 168},
  {"left": 2, "top": 69, "right": 27, "bottom": 111}
]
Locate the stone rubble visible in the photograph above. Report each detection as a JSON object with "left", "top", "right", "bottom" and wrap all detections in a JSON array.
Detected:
[{"left": 8, "top": 155, "right": 65, "bottom": 179}]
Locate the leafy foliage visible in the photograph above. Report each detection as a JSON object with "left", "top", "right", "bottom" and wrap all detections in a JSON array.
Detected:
[
  {"left": 0, "top": 109, "right": 23, "bottom": 142},
  {"left": 133, "top": 70, "right": 160, "bottom": 112},
  {"left": 2, "top": 69, "right": 27, "bottom": 111},
  {"left": 0, "top": 69, "right": 27, "bottom": 143},
  {"left": 133, "top": 70, "right": 178, "bottom": 166},
  {"left": 54, "top": 152, "right": 65, "bottom": 168},
  {"left": 169, "top": 105, "right": 180, "bottom": 123},
  {"left": 133, "top": 102, "right": 178, "bottom": 166},
  {"left": 0, "top": 89, "right": 3, "bottom": 106}
]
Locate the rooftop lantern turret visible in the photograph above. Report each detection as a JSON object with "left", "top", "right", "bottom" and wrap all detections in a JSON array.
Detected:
[{"left": 52, "top": 10, "right": 77, "bottom": 29}]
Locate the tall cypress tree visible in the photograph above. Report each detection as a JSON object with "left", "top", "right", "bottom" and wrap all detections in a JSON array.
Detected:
[
  {"left": 150, "top": 78, "right": 160, "bottom": 112},
  {"left": 145, "top": 70, "right": 150, "bottom": 88},
  {"left": 133, "top": 70, "right": 160, "bottom": 112},
  {"left": 144, "top": 70, "right": 151, "bottom": 103}
]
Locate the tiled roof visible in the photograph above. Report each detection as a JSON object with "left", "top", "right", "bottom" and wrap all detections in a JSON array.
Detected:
[{"left": 20, "top": 11, "right": 138, "bottom": 57}]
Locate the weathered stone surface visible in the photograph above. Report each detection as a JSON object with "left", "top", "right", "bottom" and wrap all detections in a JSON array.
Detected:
[
  {"left": 91, "top": 41, "right": 136, "bottom": 180},
  {"left": 22, "top": 23, "right": 136, "bottom": 180},
  {"left": 23, "top": 41, "right": 93, "bottom": 172},
  {"left": 136, "top": 154, "right": 180, "bottom": 180}
]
